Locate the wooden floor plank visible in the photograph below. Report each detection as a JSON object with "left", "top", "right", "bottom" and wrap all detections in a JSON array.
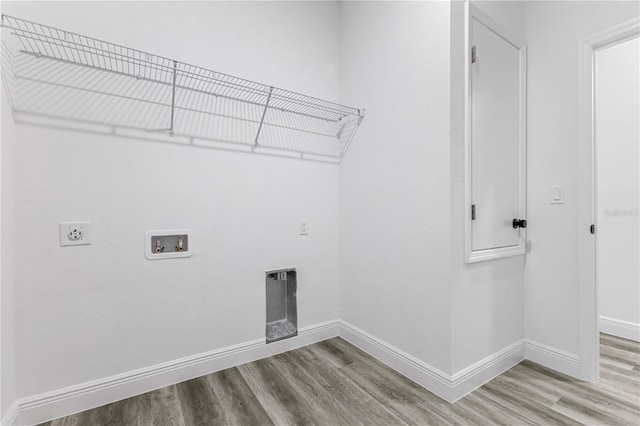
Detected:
[
  {"left": 263, "top": 349, "right": 372, "bottom": 425},
  {"left": 39, "top": 333, "right": 640, "bottom": 426},
  {"left": 600, "top": 334, "right": 640, "bottom": 354},
  {"left": 483, "top": 371, "right": 561, "bottom": 407},
  {"left": 515, "top": 360, "right": 640, "bottom": 423},
  {"left": 313, "top": 338, "right": 358, "bottom": 368},
  {"left": 174, "top": 375, "right": 223, "bottom": 425},
  {"left": 551, "top": 396, "right": 632, "bottom": 426},
  {"left": 601, "top": 341, "right": 640, "bottom": 367},
  {"left": 130, "top": 385, "right": 185, "bottom": 426},
  {"left": 237, "top": 356, "right": 321, "bottom": 425},
  {"left": 326, "top": 339, "right": 479, "bottom": 426},
  {"left": 207, "top": 368, "right": 274, "bottom": 426},
  {"left": 457, "top": 390, "right": 539, "bottom": 426},
  {"left": 600, "top": 350, "right": 638, "bottom": 371},
  {"left": 476, "top": 382, "right": 582, "bottom": 426},
  {"left": 286, "top": 345, "right": 406, "bottom": 425},
  {"left": 49, "top": 396, "right": 132, "bottom": 426}
]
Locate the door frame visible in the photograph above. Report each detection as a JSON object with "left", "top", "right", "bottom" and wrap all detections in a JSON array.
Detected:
[
  {"left": 465, "top": 3, "right": 528, "bottom": 263},
  {"left": 577, "top": 17, "right": 640, "bottom": 382}
]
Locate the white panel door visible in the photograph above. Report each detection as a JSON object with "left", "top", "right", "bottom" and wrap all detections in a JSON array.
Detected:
[{"left": 471, "top": 17, "right": 522, "bottom": 251}]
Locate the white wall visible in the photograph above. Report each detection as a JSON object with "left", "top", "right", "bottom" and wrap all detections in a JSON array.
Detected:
[
  {"left": 525, "top": 1, "right": 640, "bottom": 355},
  {"left": 339, "top": 0, "right": 526, "bottom": 378},
  {"left": 0, "top": 105, "right": 18, "bottom": 421},
  {"left": 339, "top": 0, "right": 453, "bottom": 373},
  {"left": 470, "top": 0, "right": 526, "bottom": 39},
  {"left": 596, "top": 37, "right": 640, "bottom": 331},
  {"left": 448, "top": 0, "right": 526, "bottom": 373},
  {"left": 6, "top": 1, "right": 638, "bottom": 416},
  {"left": 0, "top": 30, "right": 16, "bottom": 421},
  {"left": 2, "top": 0, "right": 342, "bottom": 401},
  {"left": 1, "top": 0, "right": 19, "bottom": 414}
]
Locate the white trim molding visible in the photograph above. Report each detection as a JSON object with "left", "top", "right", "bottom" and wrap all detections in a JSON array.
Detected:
[
  {"left": 578, "top": 17, "right": 640, "bottom": 383},
  {"left": 449, "top": 339, "right": 524, "bottom": 402},
  {"left": 338, "top": 321, "right": 452, "bottom": 400},
  {"left": 5, "top": 319, "right": 589, "bottom": 426},
  {"left": 524, "top": 339, "right": 580, "bottom": 378},
  {"left": 7, "top": 320, "right": 339, "bottom": 426},
  {"left": 600, "top": 317, "right": 640, "bottom": 342},
  {"left": 4, "top": 320, "right": 587, "bottom": 425},
  {"left": 338, "top": 320, "right": 524, "bottom": 403},
  {"left": 1, "top": 402, "right": 19, "bottom": 426}
]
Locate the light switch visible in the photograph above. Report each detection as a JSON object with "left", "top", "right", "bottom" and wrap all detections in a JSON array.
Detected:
[
  {"left": 551, "top": 186, "right": 564, "bottom": 204},
  {"left": 299, "top": 219, "right": 309, "bottom": 235}
]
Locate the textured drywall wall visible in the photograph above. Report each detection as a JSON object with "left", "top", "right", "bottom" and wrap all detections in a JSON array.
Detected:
[
  {"left": 339, "top": 0, "right": 453, "bottom": 372},
  {"left": 596, "top": 37, "right": 640, "bottom": 328},
  {"left": 525, "top": 0, "right": 640, "bottom": 354},
  {"left": 1, "top": 21, "right": 18, "bottom": 423},
  {"left": 3, "top": 0, "right": 342, "bottom": 399},
  {"left": 449, "top": 0, "right": 525, "bottom": 374}
]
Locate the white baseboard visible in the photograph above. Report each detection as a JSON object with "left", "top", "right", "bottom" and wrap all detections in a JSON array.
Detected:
[
  {"left": 524, "top": 339, "right": 580, "bottom": 377},
  {"left": 449, "top": 339, "right": 525, "bottom": 402},
  {"left": 337, "top": 320, "right": 453, "bottom": 400},
  {"left": 10, "top": 320, "right": 339, "bottom": 426},
  {"left": 337, "top": 320, "right": 525, "bottom": 403},
  {"left": 1, "top": 402, "right": 19, "bottom": 426},
  {"left": 600, "top": 316, "right": 640, "bottom": 342},
  {"left": 7, "top": 320, "right": 583, "bottom": 425}
]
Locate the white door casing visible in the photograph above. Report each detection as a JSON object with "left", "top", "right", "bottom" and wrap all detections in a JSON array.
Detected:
[{"left": 578, "top": 17, "right": 640, "bottom": 382}]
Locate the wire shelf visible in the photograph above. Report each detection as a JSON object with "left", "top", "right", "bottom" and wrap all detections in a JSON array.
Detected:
[{"left": 1, "top": 15, "right": 364, "bottom": 160}]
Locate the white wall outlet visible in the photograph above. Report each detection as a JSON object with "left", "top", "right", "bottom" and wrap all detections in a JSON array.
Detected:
[
  {"left": 59, "top": 221, "right": 92, "bottom": 246},
  {"left": 299, "top": 219, "right": 309, "bottom": 235}
]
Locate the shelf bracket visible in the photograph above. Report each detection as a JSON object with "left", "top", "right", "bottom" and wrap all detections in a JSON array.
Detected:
[
  {"left": 335, "top": 116, "right": 347, "bottom": 139},
  {"left": 169, "top": 60, "right": 178, "bottom": 137},
  {"left": 255, "top": 86, "right": 274, "bottom": 147}
]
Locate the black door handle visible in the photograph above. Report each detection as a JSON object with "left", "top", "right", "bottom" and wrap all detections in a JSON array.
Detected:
[{"left": 513, "top": 219, "right": 527, "bottom": 229}]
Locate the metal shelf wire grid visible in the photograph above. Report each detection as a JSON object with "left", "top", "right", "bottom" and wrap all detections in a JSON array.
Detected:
[{"left": 1, "top": 15, "right": 364, "bottom": 160}]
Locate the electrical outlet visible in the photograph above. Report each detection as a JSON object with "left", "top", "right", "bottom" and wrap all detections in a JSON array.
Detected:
[
  {"left": 299, "top": 219, "right": 309, "bottom": 235},
  {"left": 60, "top": 221, "right": 92, "bottom": 246}
]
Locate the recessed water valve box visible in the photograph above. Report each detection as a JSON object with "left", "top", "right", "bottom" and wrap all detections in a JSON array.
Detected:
[{"left": 145, "top": 229, "right": 192, "bottom": 260}]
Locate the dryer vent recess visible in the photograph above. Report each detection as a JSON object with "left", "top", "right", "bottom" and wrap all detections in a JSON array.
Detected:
[{"left": 265, "top": 269, "right": 297, "bottom": 343}]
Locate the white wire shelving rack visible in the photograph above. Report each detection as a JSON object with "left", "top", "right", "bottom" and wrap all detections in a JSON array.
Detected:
[{"left": 0, "top": 15, "right": 364, "bottom": 161}]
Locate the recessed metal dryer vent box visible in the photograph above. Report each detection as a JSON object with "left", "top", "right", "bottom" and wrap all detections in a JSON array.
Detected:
[{"left": 266, "top": 269, "right": 297, "bottom": 343}]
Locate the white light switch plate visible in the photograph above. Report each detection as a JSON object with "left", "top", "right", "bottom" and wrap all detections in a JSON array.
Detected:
[
  {"left": 299, "top": 219, "right": 309, "bottom": 235},
  {"left": 551, "top": 186, "right": 565, "bottom": 204},
  {"left": 60, "top": 221, "right": 92, "bottom": 246}
]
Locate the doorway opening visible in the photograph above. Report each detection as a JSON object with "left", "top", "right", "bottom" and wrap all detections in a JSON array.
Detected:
[
  {"left": 578, "top": 18, "right": 640, "bottom": 382},
  {"left": 595, "top": 35, "right": 639, "bottom": 352}
]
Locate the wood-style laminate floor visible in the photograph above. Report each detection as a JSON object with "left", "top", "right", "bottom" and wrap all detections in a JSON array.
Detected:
[{"left": 40, "top": 333, "right": 639, "bottom": 426}]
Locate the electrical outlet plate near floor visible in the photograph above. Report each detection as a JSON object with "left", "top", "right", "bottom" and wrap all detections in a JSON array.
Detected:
[{"left": 59, "top": 221, "right": 92, "bottom": 246}]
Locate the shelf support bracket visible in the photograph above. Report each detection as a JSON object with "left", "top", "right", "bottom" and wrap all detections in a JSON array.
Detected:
[
  {"left": 169, "top": 60, "right": 178, "bottom": 137},
  {"left": 254, "top": 86, "right": 273, "bottom": 147}
]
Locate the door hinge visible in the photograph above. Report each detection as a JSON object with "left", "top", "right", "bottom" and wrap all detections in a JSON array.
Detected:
[
  {"left": 471, "top": 204, "right": 476, "bottom": 220},
  {"left": 590, "top": 224, "right": 595, "bottom": 234},
  {"left": 471, "top": 45, "right": 477, "bottom": 63}
]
